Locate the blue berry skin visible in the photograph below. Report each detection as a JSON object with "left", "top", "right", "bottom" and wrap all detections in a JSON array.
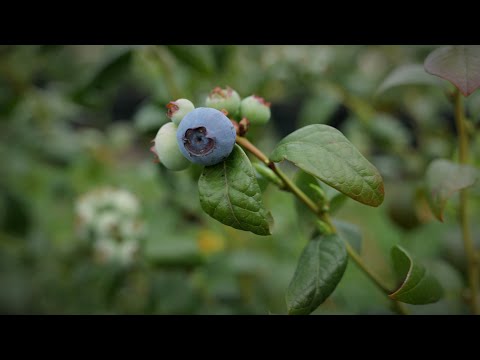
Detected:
[{"left": 176, "top": 107, "right": 236, "bottom": 166}]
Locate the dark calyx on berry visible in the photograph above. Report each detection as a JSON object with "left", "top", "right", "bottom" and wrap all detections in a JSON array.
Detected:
[
  {"left": 166, "top": 102, "right": 179, "bottom": 118},
  {"left": 183, "top": 127, "right": 215, "bottom": 156}
]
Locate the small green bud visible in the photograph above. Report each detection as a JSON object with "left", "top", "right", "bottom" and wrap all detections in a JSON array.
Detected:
[
  {"left": 240, "top": 95, "right": 271, "bottom": 125},
  {"left": 153, "top": 122, "right": 191, "bottom": 171},
  {"left": 205, "top": 86, "right": 241, "bottom": 116},
  {"left": 166, "top": 98, "right": 195, "bottom": 125}
]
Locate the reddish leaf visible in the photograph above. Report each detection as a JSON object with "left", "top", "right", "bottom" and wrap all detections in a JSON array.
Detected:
[{"left": 424, "top": 46, "right": 480, "bottom": 97}]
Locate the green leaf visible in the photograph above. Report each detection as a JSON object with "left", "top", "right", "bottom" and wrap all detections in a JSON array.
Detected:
[
  {"left": 389, "top": 245, "right": 443, "bottom": 305},
  {"left": 298, "top": 92, "right": 341, "bottom": 127},
  {"left": 74, "top": 49, "right": 133, "bottom": 102},
  {"left": 0, "top": 186, "right": 31, "bottom": 237},
  {"left": 424, "top": 45, "right": 480, "bottom": 97},
  {"left": 425, "top": 159, "right": 478, "bottom": 222},
  {"left": 329, "top": 192, "right": 347, "bottom": 214},
  {"left": 166, "top": 45, "right": 214, "bottom": 75},
  {"left": 367, "top": 114, "right": 411, "bottom": 152},
  {"left": 376, "top": 64, "right": 444, "bottom": 95},
  {"left": 145, "top": 237, "right": 205, "bottom": 268},
  {"left": 286, "top": 233, "right": 347, "bottom": 315},
  {"left": 334, "top": 220, "right": 362, "bottom": 252},
  {"left": 198, "top": 145, "right": 272, "bottom": 236},
  {"left": 270, "top": 124, "right": 384, "bottom": 207}
]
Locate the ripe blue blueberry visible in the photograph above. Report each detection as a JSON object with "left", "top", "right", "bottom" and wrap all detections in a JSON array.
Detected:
[{"left": 176, "top": 107, "right": 236, "bottom": 166}]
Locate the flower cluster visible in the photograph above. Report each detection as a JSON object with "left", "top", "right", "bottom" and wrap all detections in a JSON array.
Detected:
[{"left": 75, "top": 187, "right": 144, "bottom": 265}]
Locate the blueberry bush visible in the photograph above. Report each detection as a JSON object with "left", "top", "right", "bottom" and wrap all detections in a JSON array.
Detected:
[{"left": 1, "top": 45, "right": 479, "bottom": 314}]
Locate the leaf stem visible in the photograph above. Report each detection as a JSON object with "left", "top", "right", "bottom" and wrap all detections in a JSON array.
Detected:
[
  {"left": 274, "top": 166, "right": 322, "bottom": 216},
  {"left": 344, "top": 241, "right": 390, "bottom": 294},
  {"left": 237, "top": 137, "right": 320, "bottom": 213},
  {"left": 454, "top": 89, "right": 479, "bottom": 315},
  {"left": 236, "top": 136, "right": 408, "bottom": 315},
  {"left": 235, "top": 136, "right": 270, "bottom": 165}
]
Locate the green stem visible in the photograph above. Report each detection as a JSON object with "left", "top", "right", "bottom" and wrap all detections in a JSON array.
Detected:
[
  {"left": 454, "top": 89, "right": 479, "bottom": 315},
  {"left": 274, "top": 166, "right": 323, "bottom": 216},
  {"left": 236, "top": 136, "right": 321, "bottom": 216},
  {"left": 236, "top": 136, "right": 408, "bottom": 315},
  {"left": 344, "top": 241, "right": 391, "bottom": 294}
]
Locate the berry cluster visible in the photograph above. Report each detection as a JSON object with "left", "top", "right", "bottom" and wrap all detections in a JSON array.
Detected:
[{"left": 151, "top": 87, "right": 271, "bottom": 169}]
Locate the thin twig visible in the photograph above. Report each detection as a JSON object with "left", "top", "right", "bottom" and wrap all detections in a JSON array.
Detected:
[{"left": 454, "top": 89, "right": 479, "bottom": 315}]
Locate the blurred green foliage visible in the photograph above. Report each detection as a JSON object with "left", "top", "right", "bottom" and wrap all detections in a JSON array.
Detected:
[{"left": 1, "top": 45, "right": 479, "bottom": 314}]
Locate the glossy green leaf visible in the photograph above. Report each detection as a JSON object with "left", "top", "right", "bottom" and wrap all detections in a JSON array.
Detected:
[
  {"left": 389, "top": 245, "right": 443, "bottom": 304},
  {"left": 425, "top": 159, "right": 478, "bottom": 221},
  {"left": 286, "top": 233, "right": 347, "bottom": 315},
  {"left": 198, "top": 145, "right": 272, "bottom": 236},
  {"left": 271, "top": 124, "right": 384, "bottom": 207},
  {"left": 425, "top": 46, "right": 480, "bottom": 97},
  {"left": 377, "top": 64, "right": 443, "bottom": 95}
]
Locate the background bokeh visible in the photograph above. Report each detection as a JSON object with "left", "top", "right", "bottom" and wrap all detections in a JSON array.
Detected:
[{"left": 1, "top": 45, "right": 479, "bottom": 314}]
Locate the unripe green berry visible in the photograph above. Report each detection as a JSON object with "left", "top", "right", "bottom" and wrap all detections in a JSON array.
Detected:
[
  {"left": 153, "top": 122, "right": 191, "bottom": 171},
  {"left": 205, "top": 86, "right": 241, "bottom": 117},
  {"left": 240, "top": 95, "right": 271, "bottom": 125},
  {"left": 166, "top": 99, "right": 195, "bottom": 125}
]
